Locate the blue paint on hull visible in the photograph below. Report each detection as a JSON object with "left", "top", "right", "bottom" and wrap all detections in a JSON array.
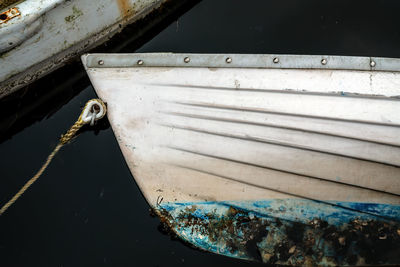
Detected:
[{"left": 157, "top": 199, "right": 400, "bottom": 266}]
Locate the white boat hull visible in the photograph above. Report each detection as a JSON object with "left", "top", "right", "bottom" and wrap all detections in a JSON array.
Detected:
[
  {"left": 0, "top": 0, "right": 169, "bottom": 98},
  {"left": 83, "top": 53, "right": 400, "bottom": 266}
]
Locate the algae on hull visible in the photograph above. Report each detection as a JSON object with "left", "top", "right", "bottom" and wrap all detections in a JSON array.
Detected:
[{"left": 156, "top": 200, "right": 400, "bottom": 266}]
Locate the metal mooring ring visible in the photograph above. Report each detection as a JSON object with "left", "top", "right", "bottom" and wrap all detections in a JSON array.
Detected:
[{"left": 81, "top": 99, "right": 107, "bottom": 124}]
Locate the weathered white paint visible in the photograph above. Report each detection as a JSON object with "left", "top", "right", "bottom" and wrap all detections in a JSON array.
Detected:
[
  {"left": 82, "top": 53, "right": 400, "bottom": 209},
  {"left": 0, "top": 0, "right": 166, "bottom": 98},
  {"left": 0, "top": 0, "right": 65, "bottom": 53}
]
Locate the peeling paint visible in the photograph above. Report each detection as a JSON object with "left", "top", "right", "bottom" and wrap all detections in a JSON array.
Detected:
[{"left": 156, "top": 199, "right": 400, "bottom": 266}]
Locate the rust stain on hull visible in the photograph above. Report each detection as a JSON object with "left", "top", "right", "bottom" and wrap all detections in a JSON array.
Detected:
[
  {"left": 0, "top": 7, "right": 20, "bottom": 25},
  {"left": 116, "top": 0, "right": 133, "bottom": 18}
]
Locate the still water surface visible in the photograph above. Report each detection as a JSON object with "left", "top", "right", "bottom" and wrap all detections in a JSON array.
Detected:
[{"left": 1, "top": 0, "right": 400, "bottom": 266}]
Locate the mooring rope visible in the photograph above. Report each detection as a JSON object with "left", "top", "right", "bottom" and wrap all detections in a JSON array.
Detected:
[{"left": 0, "top": 99, "right": 107, "bottom": 216}]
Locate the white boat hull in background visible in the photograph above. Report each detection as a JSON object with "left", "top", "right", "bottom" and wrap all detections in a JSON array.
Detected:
[
  {"left": 83, "top": 53, "right": 400, "bottom": 266},
  {"left": 0, "top": 0, "right": 169, "bottom": 98}
]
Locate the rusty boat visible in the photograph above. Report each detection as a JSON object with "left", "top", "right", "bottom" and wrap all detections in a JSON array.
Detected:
[
  {"left": 0, "top": 0, "right": 184, "bottom": 99},
  {"left": 82, "top": 53, "right": 400, "bottom": 266}
]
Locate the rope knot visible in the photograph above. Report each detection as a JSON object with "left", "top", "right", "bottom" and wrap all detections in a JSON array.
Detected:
[{"left": 60, "top": 99, "right": 107, "bottom": 145}]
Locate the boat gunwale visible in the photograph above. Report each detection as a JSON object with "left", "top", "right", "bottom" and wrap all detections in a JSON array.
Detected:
[{"left": 83, "top": 53, "right": 400, "bottom": 72}]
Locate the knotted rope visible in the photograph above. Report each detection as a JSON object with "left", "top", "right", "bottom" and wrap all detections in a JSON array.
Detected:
[{"left": 0, "top": 99, "right": 107, "bottom": 216}]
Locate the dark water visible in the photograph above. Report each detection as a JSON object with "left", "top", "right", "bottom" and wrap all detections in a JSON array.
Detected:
[{"left": 1, "top": 0, "right": 400, "bottom": 266}]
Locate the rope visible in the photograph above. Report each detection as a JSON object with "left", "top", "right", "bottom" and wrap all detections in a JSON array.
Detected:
[
  {"left": 60, "top": 120, "right": 86, "bottom": 145},
  {"left": 0, "top": 144, "right": 62, "bottom": 215},
  {"left": 0, "top": 99, "right": 106, "bottom": 216}
]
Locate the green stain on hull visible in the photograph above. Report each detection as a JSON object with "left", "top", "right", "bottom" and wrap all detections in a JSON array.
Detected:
[{"left": 65, "top": 6, "right": 83, "bottom": 23}]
